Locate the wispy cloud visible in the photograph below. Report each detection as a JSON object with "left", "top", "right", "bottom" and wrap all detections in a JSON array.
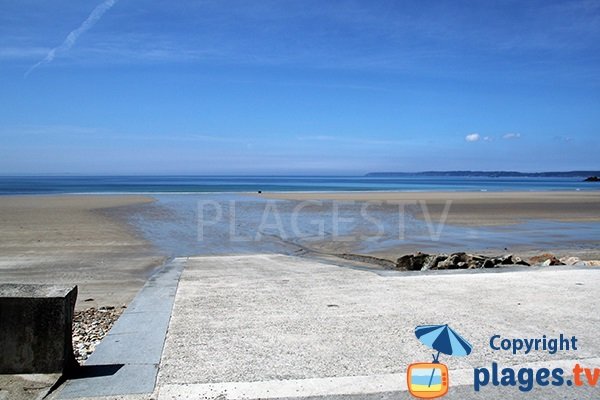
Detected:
[
  {"left": 25, "top": 0, "right": 119, "bottom": 77},
  {"left": 553, "top": 135, "right": 573, "bottom": 142},
  {"left": 5, "top": 0, "right": 596, "bottom": 85},
  {"left": 0, "top": 47, "right": 50, "bottom": 59},
  {"left": 503, "top": 133, "right": 521, "bottom": 140},
  {"left": 297, "top": 135, "right": 338, "bottom": 141},
  {"left": 297, "top": 135, "right": 410, "bottom": 146},
  {"left": 465, "top": 133, "right": 480, "bottom": 142},
  {"left": 0, "top": 124, "right": 253, "bottom": 145},
  {"left": 1, "top": 124, "right": 104, "bottom": 137}
]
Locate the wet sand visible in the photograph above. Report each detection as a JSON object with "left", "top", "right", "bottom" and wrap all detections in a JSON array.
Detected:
[
  {"left": 255, "top": 191, "right": 600, "bottom": 263},
  {"left": 0, "top": 196, "right": 165, "bottom": 310},
  {"left": 259, "top": 191, "right": 600, "bottom": 226}
]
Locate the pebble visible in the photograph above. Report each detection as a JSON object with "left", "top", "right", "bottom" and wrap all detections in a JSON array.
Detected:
[{"left": 72, "top": 306, "right": 124, "bottom": 363}]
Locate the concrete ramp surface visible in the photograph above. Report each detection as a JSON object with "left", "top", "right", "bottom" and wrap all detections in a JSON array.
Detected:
[{"left": 155, "top": 255, "right": 600, "bottom": 399}]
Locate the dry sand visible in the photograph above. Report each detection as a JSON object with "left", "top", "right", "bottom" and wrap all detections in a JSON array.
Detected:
[
  {"left": 260, "top": 191, "right": 600, "bottom": 226},
  {"left": 0, "top": 195, "right": 165, "bottom": 310}
]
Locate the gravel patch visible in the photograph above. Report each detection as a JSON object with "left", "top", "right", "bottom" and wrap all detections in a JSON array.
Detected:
[{"left": 73, "top": 306, "right": 125, "bottom": 363}]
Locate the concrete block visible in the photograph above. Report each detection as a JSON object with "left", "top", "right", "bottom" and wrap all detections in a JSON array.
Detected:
[{"left": 0, "top": 284, "right": 78, "bottom": 374}]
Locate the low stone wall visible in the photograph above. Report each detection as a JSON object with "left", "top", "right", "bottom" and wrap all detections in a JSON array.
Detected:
[{"left": 0, "top": 284, "right": 78, "bottom": 374}]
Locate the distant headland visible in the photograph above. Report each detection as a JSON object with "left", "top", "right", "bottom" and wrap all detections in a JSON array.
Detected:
[{"left": 365, "top": 171, "right": 600, "bottom": 178}]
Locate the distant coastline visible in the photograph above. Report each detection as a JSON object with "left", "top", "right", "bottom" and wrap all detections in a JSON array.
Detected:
[{"left": 365, "top": 170, "right": 600, "bottom": 178}]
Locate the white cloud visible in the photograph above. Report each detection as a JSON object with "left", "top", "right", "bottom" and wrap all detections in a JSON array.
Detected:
[
  {"left": 503, "top": 133, "right": 521, "bottom": 140},
  {"left": 25, "top": 0, "right": 119, "bottom": 77},
  {"left": 465, "top": 133, "right": 480, "bottom": 142}
]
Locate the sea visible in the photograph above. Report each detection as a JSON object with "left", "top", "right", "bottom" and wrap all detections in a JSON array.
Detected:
[{"left": 0, "top": 175, "right": 598, "bottom": 195}]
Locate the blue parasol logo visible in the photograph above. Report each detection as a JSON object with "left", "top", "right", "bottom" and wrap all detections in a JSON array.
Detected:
[
  {"left": 407, "top": 324, "right": 473, "bottom": 399},
  {"left": 415, "top": 324, "right": 473, "bottom": 362}
]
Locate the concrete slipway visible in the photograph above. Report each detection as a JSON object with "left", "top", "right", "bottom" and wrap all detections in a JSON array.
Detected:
[{"left": 52, "top": 255, "right": 600, "bottom": 400}]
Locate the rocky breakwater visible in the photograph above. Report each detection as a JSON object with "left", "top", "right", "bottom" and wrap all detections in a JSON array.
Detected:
[
  {"left": 396, "top": 252, "right": 530, "bottom": 271},
  {"left": 529, "top": 254, "right": 600, "bottom": 267}
]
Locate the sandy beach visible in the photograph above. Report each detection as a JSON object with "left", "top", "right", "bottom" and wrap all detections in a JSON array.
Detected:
[
  {"left": 0, "top": 195, "right": 165, "bottom": 310},
  {"left": 260, "top": 191, "right": 600, "bottom": 226},
  {"left": 1, "top": 191, "right": 599, "bottom": 308}
]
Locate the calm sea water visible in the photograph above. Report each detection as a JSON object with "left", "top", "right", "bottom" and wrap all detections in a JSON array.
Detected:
[{"left": 0, "top": 175, "right": 597, "bottom": 195}]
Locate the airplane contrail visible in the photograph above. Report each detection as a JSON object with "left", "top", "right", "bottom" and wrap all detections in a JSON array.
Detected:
[{"left": 25, "top": 0, "right": 119, "bottom": 77}]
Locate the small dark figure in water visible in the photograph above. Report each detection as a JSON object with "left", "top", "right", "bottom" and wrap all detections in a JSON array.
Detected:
[{"left": 257, "top": 190, "right": 262, "bottom": 194}]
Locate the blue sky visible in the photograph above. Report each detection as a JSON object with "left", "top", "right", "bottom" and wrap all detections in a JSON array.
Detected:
[{"left": 1, "top": 0, "right": 599, "bottom": 174}]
